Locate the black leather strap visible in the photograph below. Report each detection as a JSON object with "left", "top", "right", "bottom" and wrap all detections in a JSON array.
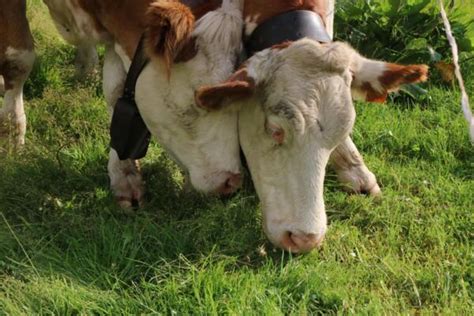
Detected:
[
  {"left": 123, "top": 36, "right": 149, "bottom": 99},
  {"left": 245, "top": 10, "right": 331, "bottom": 56},
  {"left": 110, "top": 36, "right": 152, "bottom": 160}
]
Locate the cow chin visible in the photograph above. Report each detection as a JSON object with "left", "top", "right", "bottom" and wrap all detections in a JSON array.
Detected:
[{"left": 188, "top": 168, "right": 242, "bottom": 195}]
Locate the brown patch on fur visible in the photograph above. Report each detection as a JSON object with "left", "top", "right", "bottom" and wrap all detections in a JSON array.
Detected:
[
  {"left": 362, "top": 64, "right": 429, "bottom": 103},
  {"left": 380, "top": 64, "right": 429, "bottom": 88},
  {"left": 0, "top": 0, "right": 34, "bottom": 90},
  {"left": 145, "top": 0, "right": 196, "bottom": 77},
  {"left": 174, "top": 37, "right": 198, "bottom": 63},
  {"left": 362, "top": 82, "right": 388, "bottom": 103},
  {"left": 195, "top": 68, "right": 256, "bottom": 110},
  {"left": 271, "top": 41, "right": 293, "bottom": 50}
]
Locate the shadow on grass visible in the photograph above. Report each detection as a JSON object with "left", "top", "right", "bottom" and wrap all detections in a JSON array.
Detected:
[{"left": 0, "top": 145, "right": 287, "bottom": 289}]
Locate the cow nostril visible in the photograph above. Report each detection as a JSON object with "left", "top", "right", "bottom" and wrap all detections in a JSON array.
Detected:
[
  {"left": 290, "top": 232, "right": 322, "bottom": 252},
  {"left": 280, "top": 231, "right": 323, "bottom": 253}
]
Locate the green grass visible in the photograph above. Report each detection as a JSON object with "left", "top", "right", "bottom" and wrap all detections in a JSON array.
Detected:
[{"left": 1, "top": 1, "right": 473, "bottom": 314}]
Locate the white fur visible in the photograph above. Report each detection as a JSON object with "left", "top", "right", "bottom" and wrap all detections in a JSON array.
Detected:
[
  {"left": 237, "top": 39, "right": 357, "bottom": 251},
  {"left": 114, "top": 43, "right": 131, "bottom": 71},
  {"left": 5, "top": 47, "right": 36, "bottom": 69},
  {"left": 0, "top": 47, "right": 35, "bottom": 146},
  {"left": 330, "top": 136, "right": 381, "bottom": 195},
  {"left": 103, "top": 45, "right": 127, "bottom": 111},
  {"left": 351, "top": 56, "right": 388, "bottom": 100}
]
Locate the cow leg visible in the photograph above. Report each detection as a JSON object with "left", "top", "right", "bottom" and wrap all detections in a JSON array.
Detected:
[
  {"left": 0, "top": 49, "right": 35, "bottom": 147},
  {"left": 103, "top": 45, "right": 144, "bottom": 208},
  {"left": 74, "top": 43, "right": 98, "bottom": 78},
  {"left": 330, "top": 136, "right": 381, "bottom": 196}
]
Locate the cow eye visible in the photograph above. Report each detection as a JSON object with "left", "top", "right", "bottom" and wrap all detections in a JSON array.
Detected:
[{"left": 265, "top": 120, "right": 285, "bottom": 145}]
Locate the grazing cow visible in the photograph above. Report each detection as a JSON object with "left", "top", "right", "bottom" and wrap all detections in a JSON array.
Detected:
[
  {"left": 243, "top": 0, "right": 383, "bottom": 197},
  {"left": 196, "top": 43, "right": 428, "bottom": 253},
  {"left": 197, "top": 40, "right": 428, "bottom": 252},
  {"left": 44, "top": 0, "right": 245, "bottom": 207},
  {"left": 43, "top": 0, "right": 428, "bottom": 252},
  {"left": 0, "top": 0, "right": 36, "bottom": 147}
]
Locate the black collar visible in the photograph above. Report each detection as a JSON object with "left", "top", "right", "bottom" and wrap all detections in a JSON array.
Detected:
[{"left": 244, "top": 10, "right": 331, "bottom": 57}]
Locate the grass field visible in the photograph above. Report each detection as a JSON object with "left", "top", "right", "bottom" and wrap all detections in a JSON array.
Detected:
[{"left": 1, "top": 0, "right": 473, "bottom": 314}]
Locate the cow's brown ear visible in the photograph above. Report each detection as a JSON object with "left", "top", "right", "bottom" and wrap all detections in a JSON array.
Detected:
[
  {"left": 145, "top": 0, "right": 195, "bottom": 76},
  {"left": 353, "top": 61, "right": 429, "bottom": 103},
  {"left": 195, "top": 68, "right": 256, "bottom": 110}
]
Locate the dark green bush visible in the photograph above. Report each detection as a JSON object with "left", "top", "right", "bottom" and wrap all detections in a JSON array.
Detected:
[{"left": 335, "top": 0, "right": 473, "bottom": 64}]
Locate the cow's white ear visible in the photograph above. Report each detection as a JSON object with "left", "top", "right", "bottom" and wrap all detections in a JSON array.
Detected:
[
  {"left": 195, "top": 67, "right": 256, "bottom": 110},
  {"left": 352, "top": 58, "right": 429, "bottom": 103}
]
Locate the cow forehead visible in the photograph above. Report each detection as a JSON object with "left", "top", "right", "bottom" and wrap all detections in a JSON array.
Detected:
[
  {"left": 251, "top": 40, "right": 353, "bottom": 81},
  {"left": 247, "top": 43, "right": 354, "bottom": 130}
]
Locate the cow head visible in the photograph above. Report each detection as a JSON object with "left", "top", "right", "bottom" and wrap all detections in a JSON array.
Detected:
[
  {"left": 196, "top": 39, "right": 428, "bottom": 252},
  {"left": 136, "top": 0, "right": 244, "bottom": 195}
]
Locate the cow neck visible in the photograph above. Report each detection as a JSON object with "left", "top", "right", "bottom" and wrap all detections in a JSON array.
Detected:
[{"left": 244, "top": 10, "right": 331, "bottom": 56}]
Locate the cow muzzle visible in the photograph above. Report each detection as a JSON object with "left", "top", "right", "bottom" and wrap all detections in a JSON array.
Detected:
[
  {"left": 280, "top": 231, "right": 325, "bottom": 253},
  {"left": 264, "top": 220, "right": 327, "bottom": 254}
]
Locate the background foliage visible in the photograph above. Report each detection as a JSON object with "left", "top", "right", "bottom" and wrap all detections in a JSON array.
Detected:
[{"left": 336, "top": 0, "right": 474, "bottom": 63}]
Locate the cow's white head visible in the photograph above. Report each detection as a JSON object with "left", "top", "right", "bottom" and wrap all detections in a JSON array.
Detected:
[
  {"left": 136, "top": 0, "right": 244, "bottom": 195},
  {"left": 196, "top": 39, "right": 428, "bottom": 252}
]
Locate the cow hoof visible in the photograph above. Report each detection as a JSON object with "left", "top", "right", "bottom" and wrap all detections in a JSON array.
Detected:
[
  {"left": 113, "top": 177, "right": 144, "bottom": 209},
  {"left": 360, "top": 182, "right": 382, "bottom": 197},
  {"left": 110, "top": 165, "right": 145, "bottom": 209},
  {"left": 116, "top": 195, "right": 144, "bottom": 210},
  {"left": 336, "top": 167, "right": 382, "bottom": 197},
  {"left": 0, "top": 112, "right": 26, "bottom": 148}
]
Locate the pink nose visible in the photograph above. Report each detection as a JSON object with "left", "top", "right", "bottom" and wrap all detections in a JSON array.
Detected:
[
  {"left": 215, "top": 172, "right": 242, "bottom": 195},
  {"left": 280, "top": 231, "right": 324, "bottom": 253}
]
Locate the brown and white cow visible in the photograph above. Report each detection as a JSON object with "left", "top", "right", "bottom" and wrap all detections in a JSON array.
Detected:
[
  {"left": 196, "top": 14, "right": 428, "bottom": 252},
  {"left": 0, "top": 0, "right": 36, "bottom": 147},
  {"left": 242, "top": 0, "right": 383, "bottom": 197},
  {"left": 42, "top": 0, "right": 246, "bottom": 207}
]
